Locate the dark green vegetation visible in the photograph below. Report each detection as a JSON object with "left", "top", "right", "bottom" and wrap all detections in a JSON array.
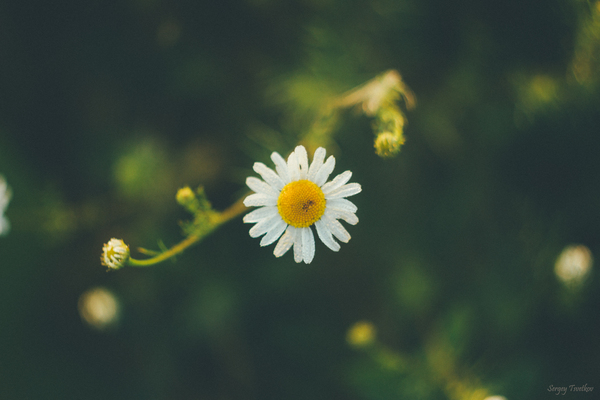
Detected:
[{"left": 1, "top": 0, "right": 599, "bottom": 399}]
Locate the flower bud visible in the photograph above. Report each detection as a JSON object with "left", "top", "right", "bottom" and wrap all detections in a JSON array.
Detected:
[
  {"left": 101, "top": 238, "right": 130, "bottom": 270},
  {"left": 374, "top": 132, "right": 404, "bottom": 158},
  {"left": 176, "top": 186, "right": 196, "bottom": 207}
]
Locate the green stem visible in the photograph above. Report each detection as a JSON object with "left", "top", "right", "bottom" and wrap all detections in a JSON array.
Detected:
[{"left": 127, "top": 196, "right": 248, "bottom": 267}]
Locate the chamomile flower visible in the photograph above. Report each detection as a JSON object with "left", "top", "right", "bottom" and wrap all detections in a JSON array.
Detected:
[
  {"left": 101, "top": 238, "right": 130, "bottom": 270},
  {"left": 0, "top": 175, "right": 11, "bottom": 236},
  {"left": 243, "top": 145, "right": 361, "bottom": 264}
]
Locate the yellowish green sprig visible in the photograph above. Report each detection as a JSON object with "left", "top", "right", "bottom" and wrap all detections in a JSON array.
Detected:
[
  {"left": 570, "top": 0, "right": 600, "bottom": 85},
  {"left": 346, "top": 320, "right": 505, "bottom": 400},
  {"left": 177, "top": 186, "right": 220, "bottom": 238},
  {"left": 333, "top": 70, "right": 415, "bottom": 158},
  {"left": 101, "top": 189, "right": 247, "bottom": 269},
  {"left": 298, "top": 70, "right": 414, "bottom": 157},
  {"left": 372, "top": 100, "right": 408, "bottom": 157},
  {"left": 374, "top": 131, "right": 404, "bottom": 158}
]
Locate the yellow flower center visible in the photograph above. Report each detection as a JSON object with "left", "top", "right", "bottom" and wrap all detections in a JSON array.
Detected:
[{"left": 277, "top": 180, "right": 326, "bottom": 228}]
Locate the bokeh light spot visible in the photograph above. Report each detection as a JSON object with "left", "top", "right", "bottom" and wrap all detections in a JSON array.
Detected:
[
  {"left": 554, "top": 244, "right": 593, "bottom": 288},
  {"left": 78, "top": 287, "right": 120, "bottom": 330},
  {"left": 346, "top": 320, "right": 376, "bottom": 348}
]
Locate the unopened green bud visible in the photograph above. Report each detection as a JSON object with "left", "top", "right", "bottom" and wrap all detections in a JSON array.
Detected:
[{"left": 176, "top": 186, "right": 199, "bottom": 212}]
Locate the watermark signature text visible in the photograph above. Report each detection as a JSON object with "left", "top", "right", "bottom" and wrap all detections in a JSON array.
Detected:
[{"left": 548, "top": 384, "right": 594, "bottom": 395}]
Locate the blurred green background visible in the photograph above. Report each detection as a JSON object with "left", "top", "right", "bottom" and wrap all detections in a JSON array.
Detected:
[{"left": 1, "top": 0, "right": 599, "bottom": 399}]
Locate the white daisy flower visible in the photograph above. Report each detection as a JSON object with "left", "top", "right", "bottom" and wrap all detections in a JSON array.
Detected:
[
  {"left": 243, "top": 145, "right": 361, "bottom": 264},
  {"left": 0, "top": 175, "right": 12, "bottom": 236}
]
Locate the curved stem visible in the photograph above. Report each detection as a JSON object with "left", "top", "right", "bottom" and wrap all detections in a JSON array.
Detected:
[
  {"left": 127, "top": 196, "right": 248, "bottom": 267},
  {"left": 127, "top": 234, "right": 201, "bottom": 267},
  {"left": 214, "top": 195, "right": 248, "bottom": 225}
]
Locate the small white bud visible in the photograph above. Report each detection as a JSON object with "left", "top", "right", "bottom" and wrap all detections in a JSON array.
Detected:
[{"left": 101, "top": 238, "right": 130, "bottom": 270}]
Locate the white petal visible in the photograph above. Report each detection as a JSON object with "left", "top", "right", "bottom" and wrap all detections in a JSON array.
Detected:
[
  {"left": 315, "top": 219, "right": 340, "bottom": 252},
  {"left": 243, "top": 206, "right": 278, "bottom": 223},
  {"left": 308, "top": 147, "right": 326, "bottom": 181},
  {"left": 243, "top": 192, "right": 277, "bottom": 207},
  {"left": 301, "top": 227, "right": 315, "bottom": 263},
  {"left": 249, "top": 214, "right": 280, "bottom": 238},
  {"left": 260, "top": 218, "right": 287, "bottom": 246},
  {"left": 321, "top": 214, "right": 351, "bottom": 243},
  {"left": 324, "top": 182, "right": 362, "bottom": 199},
  {"left": 246, "top": 176, "right": 279, "bottom": 197},
  {"left": 271, "top": 152, "right": 290, "bottom": 184},
  {"left": 287, "top": 152, "right": 300, "bottom": 182},
  {"left": 324, "top": 207, "right": 358, "bottom": 225},
  {"left": 292, "top": 226, "right": 303, "bottom": 263},
  {"left": 313, "top": 155, "right": 335, "bottom": 187},
  {"left": 253, "top": 162, "right": 285, "bottom": 190},
  {"left": 273, "top": 226, "right": 295, "bottom": 258},
  {"left": 326, "top": 198, "right": 358, "bottom": 213},
  {"left": 295, "top": 145, "right": 309, "bottom": 180},
  {"left": 321, "top": 170, "right": 352, "bottom": 195}
]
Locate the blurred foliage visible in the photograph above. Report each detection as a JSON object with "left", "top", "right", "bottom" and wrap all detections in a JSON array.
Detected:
[{"left": 1, "top": 0, "right": 599, "bottom": 399}]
